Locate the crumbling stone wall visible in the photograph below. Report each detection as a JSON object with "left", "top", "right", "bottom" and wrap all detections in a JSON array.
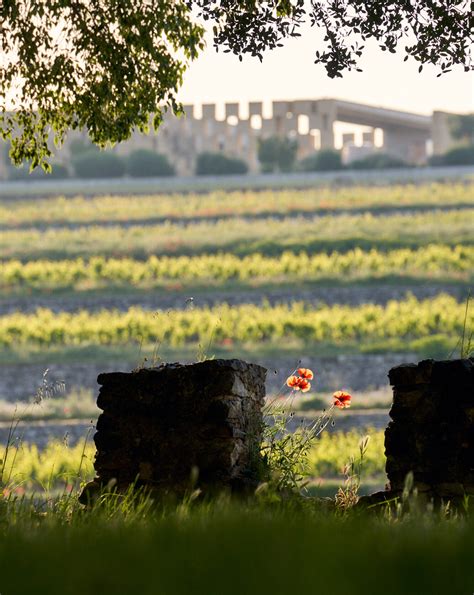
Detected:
[
  {"left": 81, "top": 359, "right": 266, "bottom": 501},
  {"left": 386, "top": 358, "right": 474, "bottom": 501}
]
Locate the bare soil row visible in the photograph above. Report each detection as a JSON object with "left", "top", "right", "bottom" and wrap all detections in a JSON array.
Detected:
[{"left": 0, "top": 284, "right": 466, "bottom": 315}]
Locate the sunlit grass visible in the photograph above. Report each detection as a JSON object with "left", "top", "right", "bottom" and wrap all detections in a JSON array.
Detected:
[
  {"left": 1, "top": 209, "right": 472, "bottom": 260},
  {"left": 2, "top": 182, "right": 472, "bottom": 227}
]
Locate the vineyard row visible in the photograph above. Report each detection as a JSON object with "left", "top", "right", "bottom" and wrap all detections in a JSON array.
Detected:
[
  {"left": 0, "top": 294, "right": 470, "bottom": 347},
  {"left": 1, "top": 246, "right": 473, "bottom": 290}
]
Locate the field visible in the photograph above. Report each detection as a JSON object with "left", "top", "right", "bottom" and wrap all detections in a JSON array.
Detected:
[
  {"left": 1, "top": 178, "right": 473, "bottom": 594},
  {"left": 1, "top": 180, "right": 472, "bottom": 404},
  {"left": 0, "top": 295, "right": 471, "bottom": 355},
  {"left": 2, "top": 208, "right": 472, "bottom": 261}
]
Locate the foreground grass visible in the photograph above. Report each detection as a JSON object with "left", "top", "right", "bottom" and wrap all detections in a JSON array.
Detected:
[{"left": 0, "top": 499, "right": 474, "bottom": 595}]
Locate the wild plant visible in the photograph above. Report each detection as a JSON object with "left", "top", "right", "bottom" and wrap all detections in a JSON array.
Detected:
[
  {"left": 334, "top": 435, "right": 370, "bottom": 511},
  {"left": 1, "top": 369, "right": 66, "bottom": 493},
  {"left": 460, "top": 290, "right": 473, "bottom": 358},
  {"left": 261, "top": 365, "right": 352, "bottom": 494},
  {"left": 449, "top": 290, "right": 473, "bottom": 359}
]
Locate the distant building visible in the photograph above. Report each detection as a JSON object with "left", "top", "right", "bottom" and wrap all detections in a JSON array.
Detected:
[{"left": 0, "top": 99, "right": 465, "bottom": 178}]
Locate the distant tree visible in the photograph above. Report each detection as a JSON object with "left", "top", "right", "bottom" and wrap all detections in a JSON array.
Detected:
[
  {"left": 1, "top": 1, "right": 470, "bottom": 169},
  {"left": 8, "top": 163, "right": 69, "bottom": 181},
  {"left": 449, "top": 114, "right": 474, "bottom": 145},
  {"left": 69, "top": 139, "right": 100, "bottom": 157},
  {"left": 72, "top": 151, "right": 125, "bottom": 179},
  {"left": 298, "top": 150, "right": 343, "bottom": 172},
  {"left": 196, "top": 152, "right": 248, "bottom": 176},
  {"left": 349, "top": 153, "right": 409, "bottom": 170},
  {"left": 258, "top": 136, "right": 298, "bottom": 173},
  {"left": 127, "top": 150, "right": 175, "bottom": 178},
  {"left": 429, "top": 145, "right": 474, "bottom": 166}
]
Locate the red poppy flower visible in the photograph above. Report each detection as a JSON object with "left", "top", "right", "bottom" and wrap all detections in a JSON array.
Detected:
[
  {"left": 286, "top": 375, "right": 301, "bottom": 389},
  {"left": 286, "top": 375, "right": 311, "bottom": 392},
  {"left": 333, "top": 390, "right": 352, "bottom": 409},
  {"left": 298, "top": 368, "right": 314, "bottom": 380},
  {"left": 298, "top": 378, "right": 311, "bottom": 393}
]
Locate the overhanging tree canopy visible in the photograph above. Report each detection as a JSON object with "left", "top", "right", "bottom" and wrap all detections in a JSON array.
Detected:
[{"left": 1, "top": 0, "right": 471, "bottom": 169}]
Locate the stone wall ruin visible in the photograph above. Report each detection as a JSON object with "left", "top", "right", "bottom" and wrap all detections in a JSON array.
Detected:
[
  {"left": 80, "top": 359, "right": 267, "bottom": 502},
  {"left": 360, "top": 358, "right": 474, "bottom": 508}
]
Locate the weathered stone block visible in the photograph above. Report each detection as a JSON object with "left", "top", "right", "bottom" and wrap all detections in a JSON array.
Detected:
[
  {"left": 431, "top": 359, "right": 473, "bottom": 390},
  {"left": 385, "top": 358, "right": 474, "bottom": 501},
  {"left": 80, "top": 359, "right": 267, "bottom": 502},
  {"left": 388, "top": 359, "right": 433, "bottom": 386}
]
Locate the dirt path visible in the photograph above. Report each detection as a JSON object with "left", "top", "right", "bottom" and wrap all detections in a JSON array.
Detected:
[{"left": 0, "top": 284, "right": 466, "bottom": 315}]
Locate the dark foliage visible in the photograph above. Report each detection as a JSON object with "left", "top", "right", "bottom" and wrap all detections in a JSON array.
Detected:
[
  {"left": 449, "top": 114, "right": 474, "bottom": 144},
  {"left": 72, "top": 151, "right": 125, "bottom": 179},
  {"left": 429, "top": 144, "right": 474, "bottom": 166},
  {"left": 196, "top": 152, "right": 248, "bottom": 176},
  {"left": 127, "top": 150, "right": 175, "bottom": 178},
  {"left": 258, "top": 136, "right": 298, "bottom": 172},
  {"left": 69, "top": 139, "right": 100, "bottom": 157},
  {"left": 8, "top": 163, "right": 69, "bottom": 181},
  {"left": 298, "top": 149, "right": 343, "bottom": 172},
  {"left": 349, "top": 153, "right": 409, "bottom": 170},
  {"left": 192, "top": 1, "right": 471, "bottom": 78}
]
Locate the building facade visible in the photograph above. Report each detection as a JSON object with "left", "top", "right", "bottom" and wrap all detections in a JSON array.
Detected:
[{"left": 0, "top": 99, "right": 463, "bottom": 178}]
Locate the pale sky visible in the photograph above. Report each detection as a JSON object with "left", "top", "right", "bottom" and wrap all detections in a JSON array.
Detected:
[{"left": 179, "top": 31, "right": 474, "bottom": 117}]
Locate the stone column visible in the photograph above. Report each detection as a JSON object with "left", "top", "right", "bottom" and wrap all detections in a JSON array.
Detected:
[
  {"left": 80, "top": 359, "right": 267, "bottom": 502},
  {"left": 432, "top": 111, "right": 456, "bottom": 155},
  {"left": 317, "top": 99, "right": 336, "bottom": 150}
]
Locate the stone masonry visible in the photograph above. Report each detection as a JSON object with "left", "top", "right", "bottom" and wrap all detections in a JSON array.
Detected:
[
  {"left": 80, "top": 359, "right": 267, "bottom": 502},
  {"left": 385, "top": 358, "right": 474, "bottom": 501}
]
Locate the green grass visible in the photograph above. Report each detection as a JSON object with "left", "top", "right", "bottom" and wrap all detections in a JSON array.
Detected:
[
  {"left": 2, "top": 182, "right": 472, "bottom": 227},
  {"left": 0, "top": 334, "right": 459, "bottom": 366},
  {"left": 0, "top": 501, "right": 473, "bottom": 595},
  {"left": 2, "top": 209, "right": 472, "bottom": 260},
  {"left": 0, "top": 388, "right": 99, "bottom": 422}
]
